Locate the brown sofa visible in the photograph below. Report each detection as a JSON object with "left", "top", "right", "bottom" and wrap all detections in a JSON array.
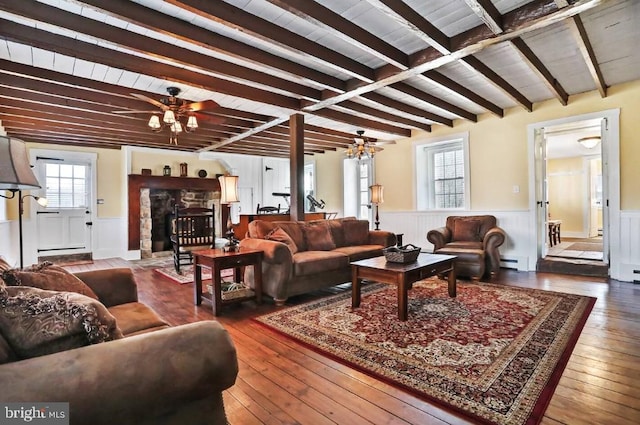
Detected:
[
  {"left": 427, "top": 215, "right": 506, "bottom": 280},
  {"left": 0, "top": 267, "right": 238, "bottom": 425},
  {"left": 239, "top": 218, "right": 397, "bottom": 304}
]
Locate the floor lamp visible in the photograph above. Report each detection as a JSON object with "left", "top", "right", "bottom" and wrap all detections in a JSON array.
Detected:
[
  {"left": 369, "top": 184, "right": 384, "bottom": 231},
  {"left": 0, "top": 136, "right": 46, "bottom": 269},
  {"left": 218, "top": 174, "right": 240, "bottom": 251}
]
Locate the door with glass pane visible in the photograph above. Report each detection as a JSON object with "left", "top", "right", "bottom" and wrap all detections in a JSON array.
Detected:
[{"left": 36, "top": 160, "right": 92, "bottom": 256}]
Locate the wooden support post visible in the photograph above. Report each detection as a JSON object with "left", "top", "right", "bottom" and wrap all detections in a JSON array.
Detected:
[{"left": 289, "top": 114, "right": 305, "bottom": 221}]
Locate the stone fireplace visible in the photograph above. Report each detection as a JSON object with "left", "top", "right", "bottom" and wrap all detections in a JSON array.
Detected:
[
  {"left": 139, "top": 188, "right": 221, "bottom": 258},
  {"left": 128, "top": 175, "right": 224, "bottom": 256}
]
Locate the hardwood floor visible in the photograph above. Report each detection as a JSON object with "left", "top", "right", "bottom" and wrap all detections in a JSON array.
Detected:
[{"left": 66, "top": 259, "right": 640, "bottom": 425}]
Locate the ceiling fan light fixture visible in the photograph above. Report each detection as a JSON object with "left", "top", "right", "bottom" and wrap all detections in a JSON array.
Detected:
[
  {"left": 577, "top": 136, "right": 600, "bottom": 149},
  {"left": 148, "top": 114, "right": 161, "bottom": 130},
  {"left": 346, "top": 130, "right": 381, "bottom": 160},
  {"left": 186, "top": 115, "right": 198, "bottom": 131},
  {"left": 163, "top": 110, "right": 176, "bottom": 124},
  {"left": 171, "top": 121, "right": 182, "bottom": 133}
]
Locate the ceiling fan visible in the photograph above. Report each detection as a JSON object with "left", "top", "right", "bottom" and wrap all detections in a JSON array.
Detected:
[
  {"left": 346, "top": 130, "right": 395, "bottom": 160},
  {"left": 113, "top": 87, "right": 224, "bottom": 144}
]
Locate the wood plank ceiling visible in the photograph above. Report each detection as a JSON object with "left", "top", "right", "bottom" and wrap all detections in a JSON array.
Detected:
[{"left": 0, "top": 0, "right": 638, "bottom": 158}]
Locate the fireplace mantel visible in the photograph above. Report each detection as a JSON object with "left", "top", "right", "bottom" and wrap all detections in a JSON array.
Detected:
[{"left": 128, "top": 174, "right": 222, "bottom": 251}]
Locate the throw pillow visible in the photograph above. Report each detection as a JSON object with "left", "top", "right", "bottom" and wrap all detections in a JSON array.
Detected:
[
  {"left": 0, "top": 256, "right": 11, "bottom": 286},
  {"left": 1, "top": 262, "right": 99, "bottom": 300},
  {"left": 0, "top": 286, "right": 123, "bottom": 360},
  {"left": 343, "top": 220, "right": 370, "bottom": 246},
  {"left": 303, "top": 223, "right": 336, "bottom": 251},
  {"left": 265, "top": 227, "right": 299, "bottom": 255},
  {"left": 452, "top": 218, "right": 482, "bottom": 242}
]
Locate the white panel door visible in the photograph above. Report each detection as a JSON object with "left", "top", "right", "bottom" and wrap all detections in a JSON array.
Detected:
[
  {"left": 36, "top": 159, "right": 93, "bottom": 256},
  {"left": 263, "top": 158, "right": 290, "bottom": 211}
]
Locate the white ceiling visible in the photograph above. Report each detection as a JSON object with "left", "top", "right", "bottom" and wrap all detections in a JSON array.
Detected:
[{"left": 0, "top": 0, "right": 638, "bottom": 155}]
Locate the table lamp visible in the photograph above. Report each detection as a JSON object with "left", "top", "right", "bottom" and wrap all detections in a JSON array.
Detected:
[
  {"left": 369, "top": 184, "right": 384, "bottom": 231},
  {"left": 218, "top": 175, "right": 240, "bottom": 251}
]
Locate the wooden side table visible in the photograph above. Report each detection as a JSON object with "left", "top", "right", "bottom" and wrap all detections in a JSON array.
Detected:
[
  {"left": 193, "top": 248, "right": 263, "bottom": 316},
  {"left": 548, "top": 220, "right": 562, "bottom": 247}
]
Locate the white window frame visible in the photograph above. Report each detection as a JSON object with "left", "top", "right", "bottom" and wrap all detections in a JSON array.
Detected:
[
  {"left": 415, "top": 132, "right": 470, "bottom": 210},
  {"left": 343, "top": 158, "right": 374, "bottom": 220}
]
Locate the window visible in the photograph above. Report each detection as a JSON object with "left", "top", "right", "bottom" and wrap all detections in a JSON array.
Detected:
[
  {"left": 343, "top": 158, "right": 373, "bottom": 219},
  {"left": 44, "top": 162, "right": 90, "bottom": 209},
  {"left": 415, "top": 133, "right": 470, "bottom": 210}
]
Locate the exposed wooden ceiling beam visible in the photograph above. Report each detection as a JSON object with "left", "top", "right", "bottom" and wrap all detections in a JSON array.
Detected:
[
  {"left": 0, "top": 19, "right": 301, "bottom": 110},
  {"left": 566, "top": 14, "right": 608, "bottom": 97},
  {"left": 464, "top": 0, "right": 504, "bottom": 34},
  {"left": 363, "top": 0, "right": 451, "bottom": 53},
  {"left": 166, "top": 0, "right": 375, "bottom": 82},
  {"left": 462, "top": 1, "right": 568, "bottom": 106},
  {"left": 421, "top": 70, "right": 504, "bottom": 117},
  {"left": 460, "top": 55, "right": 534, "bottom": 112},
  {"left": 266, "top": 0, "right": 409, "bottom": 69},
  {"left": 510, "top": 38, "right": 569, "bottom": 105},
  {"left": 78, "top": 0, "right": 345, "bottom": 92}
]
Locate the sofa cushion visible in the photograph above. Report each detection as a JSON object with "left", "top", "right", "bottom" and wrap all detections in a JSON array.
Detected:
[
  {"left": 2, "top": 262, "right": 99, "bottom": 300},
  {"left": 265, "top": 226, "right": 299, "bottom": 254},
  {"left": 292, "top": 251, "right": 349, "bottom": 276},
  {"left": 108, "top": 302, "right": 169, "bottom": 337},
  {"left": 343, "top": 219, "right": 370, "bottom": 246},
  {"left": 332, "top": 245, "right": 385, "bottom": 262},
  {"left": 323, "top": 219, "right": 347, "bottom": 247},
  {"left": 0, "top": 286, "right": 123, "bottom": 360},
  {"left": 303, "top": 222, "right": 336, "bottom": 251},
  {"left": 247, "top": 220, "right": 278, "bottom": 239},
  {"left": 452, "top": 218, "right": 482, "bottom": 242},
  {"left": 275, "top": 221, "right": 307, "bottom": 252}
]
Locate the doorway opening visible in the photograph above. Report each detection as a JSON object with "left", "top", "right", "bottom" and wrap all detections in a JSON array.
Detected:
[
  {"left": 528, "top": 110, "right": 620, "bottom": 278},
  {"left": 544, "top": 119, "right": 603, "bottom": 262}
]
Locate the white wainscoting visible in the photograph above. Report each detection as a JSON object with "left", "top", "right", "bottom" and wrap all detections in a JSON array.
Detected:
[
  {"left": 91, "top": 217, "right": 131, "bottom": 260},
  {"left": 616, "top": 211, "right": 640, "bottom": 282},
  {"left": 380, "top": 209, "right": 640, "bottom": 281},
  {"left": 380, "top": 210, "right": 531, "bottom": 271},
  {"left": 0, "top": 220, "right": 20, "bottom": 267},
  {"left": 5, "top": 211, "right": 640, "bottom": 282}
]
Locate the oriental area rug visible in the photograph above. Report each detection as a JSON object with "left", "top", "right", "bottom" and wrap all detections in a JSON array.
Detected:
[
  {"left": 255, "top": 278, "right": 596, "bottom": 425},
  {"left": 154, "top": 265, "right": 209, "bottom": 284}
]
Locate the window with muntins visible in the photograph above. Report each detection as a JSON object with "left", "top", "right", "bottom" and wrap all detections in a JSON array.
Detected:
[
  {"left": 44, "top": 163, "right": 89, "bottom": 209},
  {"left": 415, "top": 133, "right": 470, "bottom": 210}
]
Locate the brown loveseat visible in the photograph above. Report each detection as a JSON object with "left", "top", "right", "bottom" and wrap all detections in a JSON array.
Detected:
[
  {"left": 0, "top": 266, "right": 237, "bottom": 425},
  {"left": 427, "top": 215, "right": 506, "bottom": 280},
  {"left": 239, "top": 218, "right": 397, "bottom": 304}
]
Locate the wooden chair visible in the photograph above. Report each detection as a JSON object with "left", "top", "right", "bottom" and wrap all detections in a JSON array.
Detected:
[
  {"left": 170, "top": 205, "right": 215, "bottom": 274},
  {"left": 256, "top": 203, "right": 280, "bottom": 214}
]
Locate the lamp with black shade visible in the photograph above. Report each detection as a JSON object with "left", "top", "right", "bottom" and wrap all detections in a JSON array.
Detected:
[
  {"left": 0, "top": 136, "right": 47, "bottom": 268},
  {"left": 218, "top": 174, "right": 240, "bottom": 252},
  {"left": 369, "top": 184, "right": 384, "bottom": 231}
]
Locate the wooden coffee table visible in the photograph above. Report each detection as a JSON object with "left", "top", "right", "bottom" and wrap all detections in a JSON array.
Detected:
[
  {"left": 351, "top": 253, "right": 457, "bottom": 321},
  {"left": 193, "top": 248, "right": 263, "bottom": 316}
]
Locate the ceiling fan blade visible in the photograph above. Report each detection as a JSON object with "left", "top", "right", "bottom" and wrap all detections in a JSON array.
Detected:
[
  {"left": 373, "top": 139, "right": 396, "bottom": 145},
  {"left": 130, "top": 93, "right": 168, "bottom": 110},
  {"left": 186, "top": 99, "right": 220, "bottom": 112},
  {"left": 194, "top": 112, "right": 226, "bottom": 125}
]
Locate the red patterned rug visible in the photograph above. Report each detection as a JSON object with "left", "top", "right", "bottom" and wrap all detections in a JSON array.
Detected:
[
  {"left": 255, "top": 278, "right": 595, "bottom": 425},
  {"left": 153, "top": 265, "right": 232, "bottom": 284}
]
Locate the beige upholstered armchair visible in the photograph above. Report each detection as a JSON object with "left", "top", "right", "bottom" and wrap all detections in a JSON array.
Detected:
[{"left": 427, "top": 215, "right": 506, "bottom": 280}]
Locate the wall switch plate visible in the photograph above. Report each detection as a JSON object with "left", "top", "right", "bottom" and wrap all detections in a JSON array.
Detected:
[{"left": 513, "top": 185, "right": 520, "bottom": 193}]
